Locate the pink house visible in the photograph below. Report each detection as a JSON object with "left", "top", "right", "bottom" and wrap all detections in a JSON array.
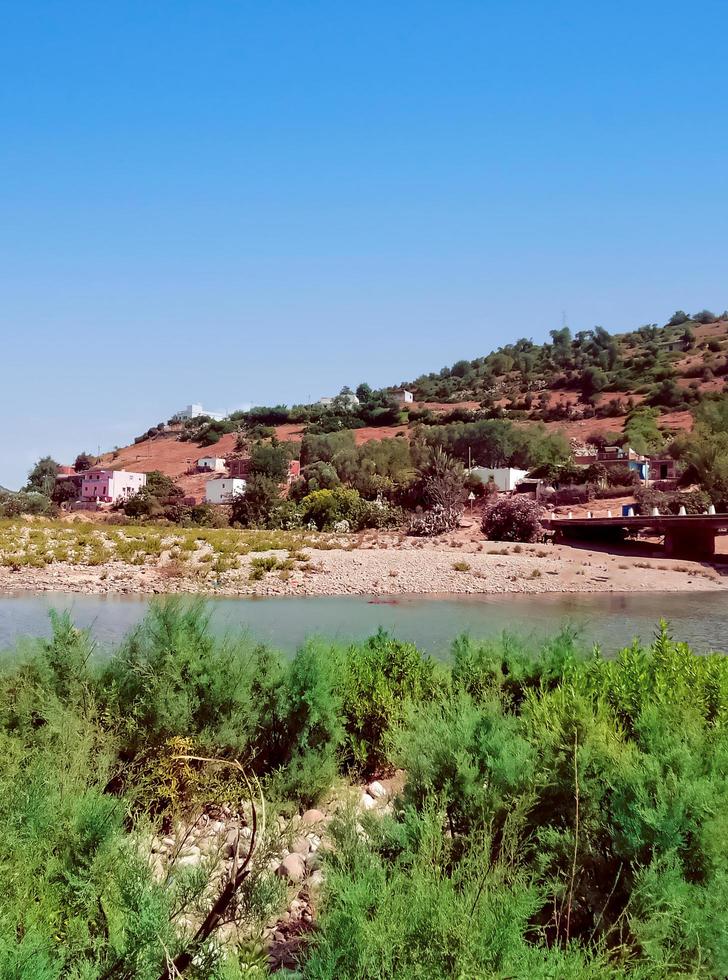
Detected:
[{"left": 81, "top": 469, "right": 147, "bottom": 505}]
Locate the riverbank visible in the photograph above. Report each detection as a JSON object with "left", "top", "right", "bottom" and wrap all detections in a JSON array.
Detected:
[{"left": 0, "top": 522, "right": 724, "bottom": 596}]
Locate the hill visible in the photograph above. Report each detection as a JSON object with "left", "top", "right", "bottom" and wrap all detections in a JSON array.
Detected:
[{"left": 90, "top": 311, "right": 726, "bottom": 493}]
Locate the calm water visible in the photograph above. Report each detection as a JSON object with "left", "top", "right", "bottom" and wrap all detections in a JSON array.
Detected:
[{"left": 0, "top": 591, "right": 727, "bottom": 657}]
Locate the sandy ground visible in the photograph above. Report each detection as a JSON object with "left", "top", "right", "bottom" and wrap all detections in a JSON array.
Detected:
[{"left": 1, "top": 525, "right": 725, "bottom": 598}]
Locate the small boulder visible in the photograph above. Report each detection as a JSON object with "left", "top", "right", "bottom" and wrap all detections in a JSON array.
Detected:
[
  {"left": 367, "top": 780, "right": 388, "bottom": 800},
  {"left": 276, "top": 852, "right": 306, "bottom": 884},
  {"left": 301, "top": 809, "right": 325, "bottom": 826},
  {"left": 359, "top": 792, "right": 376, "bottom": 811},
  {"left": 290, "top": 836, "right": 311, "bottom": 856}
]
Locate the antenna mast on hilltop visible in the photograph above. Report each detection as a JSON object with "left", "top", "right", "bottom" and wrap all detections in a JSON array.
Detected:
[{"left": 562, "top": 310, "right": 568, "bottom": 329}]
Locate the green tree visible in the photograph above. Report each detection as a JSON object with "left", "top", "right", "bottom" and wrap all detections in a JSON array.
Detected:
[
  {"left": 249, "top": 440, "right": 291, "bottom": 482},
  {"left": 24, "top": 456, "right": 59, "bottom": 497},
  {"left": 230, "top": 473, "right": 280, "bottom": 527},
  {"left": 355, "top": 382, "right": 373, "bottom": 403},
  {"left": 623, "top": 407, "right": 664, "bottom": 455},
  {"left": 666, "top": 310, "right": 690, "bottom": 326},
  {"left": 73, "top": 452, "right": 95, "bottom": 472}
]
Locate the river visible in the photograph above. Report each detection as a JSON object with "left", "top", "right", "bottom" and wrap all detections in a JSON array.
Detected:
[{"left": 0, "top": 591, "right": 727, "bottom": 657}]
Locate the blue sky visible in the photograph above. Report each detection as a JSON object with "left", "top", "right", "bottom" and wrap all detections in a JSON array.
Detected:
[{"left": 1, "top": 1, "right": 727, "bottom": 488}]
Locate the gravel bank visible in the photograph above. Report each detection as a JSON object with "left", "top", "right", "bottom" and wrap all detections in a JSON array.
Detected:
[{"left": 0, "top": 534, "right": 724, "bottom": 597}]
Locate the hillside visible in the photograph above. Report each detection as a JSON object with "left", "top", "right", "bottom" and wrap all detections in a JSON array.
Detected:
[
  {"left": 87, "top": 310, "right": 728, "bottom": 495},
  {"left": 404, "top": 312, "right": 728, "bottom": 418}
]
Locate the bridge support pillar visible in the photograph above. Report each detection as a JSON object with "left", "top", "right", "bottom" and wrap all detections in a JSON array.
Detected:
[{"left": 664, "top": 526, "right": 716, "bottom": 559}]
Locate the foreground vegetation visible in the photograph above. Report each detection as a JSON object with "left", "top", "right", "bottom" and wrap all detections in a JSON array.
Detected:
[{"left": 1, "top": 603, "right": 727, "bottom": 977}]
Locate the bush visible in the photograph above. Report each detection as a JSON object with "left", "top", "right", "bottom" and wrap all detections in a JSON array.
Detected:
[
  {"left": 100, "top": 600, "right": 268, "bottom": 758},
  {"left": 0, "top": 490, "right": 54, "bottom": 517},
  {"left": 230, "top": 473, "right": 281, "bottom": 527},
  {"left": 338, "top": 631, "right": 438, "bottom": 774},
  {"left": 406, "top": 504, "right": 461, "bottom": 536},
  {"left": 692, "top": 309, "right": 717, "bottom": 324},
  {"left": 481, "top": 495, "right": 543, "bottom": 542},
  {"left": 635, "top": 487, "right": 710, "bottom": 516},
  {"left": 298, "top": 487, "right": 363, "bottom": 530}
]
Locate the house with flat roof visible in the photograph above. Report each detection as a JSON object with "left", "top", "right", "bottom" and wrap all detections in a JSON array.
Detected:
[
  {"left": 81, "top": 470, "right": 146, "bottom": 505},
  {"left": 205, "top": 477, "right": 246, "bottom": 504},
  {"left": 391, "top": 388, "right": 414, "bottom": 404},
  {"left": 175, "top": 403, "right": 225, "bottom": 423}
]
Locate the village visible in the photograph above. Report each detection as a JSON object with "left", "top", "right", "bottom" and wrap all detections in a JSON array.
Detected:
[{"left": 51, "top": 401, "right": 680, "bottom": 515}]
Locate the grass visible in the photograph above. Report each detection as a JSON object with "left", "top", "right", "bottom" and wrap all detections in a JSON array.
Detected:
[
  {"left": 451, "top": 560, "right": 471, "bottom": 572},
  {"left": 0, "top": 519, "right": 336, "bottom": 572}
]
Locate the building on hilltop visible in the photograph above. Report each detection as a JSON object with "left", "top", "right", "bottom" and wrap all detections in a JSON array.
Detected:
[
  {"left": 174, "top": 403, "right": 225, "bottom": 423},
  {"left": 391, "top": 388, "right": 414, "bottom": 404},
  {"left": 205, "top": 477, "right": 246, "bottom": 504},
  {"left": 81, "top": 469, "right": 146, "bottom": 505},
  {"left": 318, "top": 390, "right": 360, "bottom": 410}
]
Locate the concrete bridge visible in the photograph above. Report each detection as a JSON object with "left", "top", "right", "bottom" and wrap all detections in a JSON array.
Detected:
[{"left": 542, "top": 512, "right": 728, "bottom": 559}]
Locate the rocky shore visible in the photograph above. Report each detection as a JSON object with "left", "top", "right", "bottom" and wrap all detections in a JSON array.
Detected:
[
  {"left": 0, "top": 529, "right": 724, "bottom": 597},
  {"left": 146, "top": 776, "right": 398, "bottom": 971}
]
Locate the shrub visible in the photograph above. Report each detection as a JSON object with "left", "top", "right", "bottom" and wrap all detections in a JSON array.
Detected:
[
  {"left": 0, "top": 490, "right": 54, "bottom": 517},
  {"left": 99, "top": 600, "right": 268, "bottom": 757},
  {"left": 481, "top": 495, "right": 543, "bottom": 542},
  {"left": 406, "top": 504, "right": 461, "bottom": 536},
  {"left": 298, "top": 487, "right": 363, "bottom": 530},
  {"left": 338, "top": 631, "right": 437, "bottom": 774},
  {"left": 692, "top": 309, "right": 717, "bottom": 324},
  {"left": 635, "top": 487, "right": 710, "bottom": 516},
  {"left": 230, "top": 473, "right": 281, "bottom": 528}
]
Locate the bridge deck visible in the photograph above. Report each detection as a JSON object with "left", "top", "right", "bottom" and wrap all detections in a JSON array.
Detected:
[
  {"left": 542, "top": 514, "right": 728, "bottom": 532},
  {"left": 543, "top": 512, "right": 728, "bottom": 558}
]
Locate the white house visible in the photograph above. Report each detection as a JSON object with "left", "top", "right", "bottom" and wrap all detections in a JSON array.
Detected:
[
  {"left": 392, "top": 388, "right": 414, "bottom": 404},
  {"left": 318, "top": 390, "right": 360, "bottom": 410},
  {"left": 175, "top": 403, "right": 225, "bottom": 423},
  {"left": 205, "top": 478, "right": 246, "bottom": 504},
  {"left": 81, "top": 469, "right": 147, "bottom": 505},
  {"left": 469, "top": 467, "right": 529, "bottom": 492},
  {"left": 196, "top": 456, "right": 226, "bottom": 472}
]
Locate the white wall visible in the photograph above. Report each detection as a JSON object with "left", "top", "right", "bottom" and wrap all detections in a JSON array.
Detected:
[
  {"left": 469, "top": 467, "right": 528, "bottom": 492},
  {"left": 205, "top": 478, "right": 246, "bottom": 504},
  {"left": 197, "top": 457, "right": 226, "bottom": 472}
]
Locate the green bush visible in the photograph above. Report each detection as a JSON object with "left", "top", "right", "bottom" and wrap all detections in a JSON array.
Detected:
[
  {"left": 338, "top": 631, "right": 438, "bottom": 774},
  {"left": 298, "top": 486, "right": 363, "bottom": 530},
  {"left": 1, "top": 606, "right": 728, "bottom": 977}
]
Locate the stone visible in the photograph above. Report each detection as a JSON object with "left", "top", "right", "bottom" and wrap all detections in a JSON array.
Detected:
[
  {"left": 309, "top": 870, "right": 325, "bottom": 887},
  {"left": 177, "top": 851, "right": 202, "bottom": 868},
  {"left": 367, "top": 780, "right": 388, "bottom": 799},
  {"left": 359, "top": 792, "right": 377, "bottom": 811},
  {"left": 276, "top": 852, "right": 306, "bottom": 884},
  {"left": 301, "top": 808, "right": 325, "bottom": 826},
  {"left": 290, "top": 836, "right": 311, "bottom": 856}
]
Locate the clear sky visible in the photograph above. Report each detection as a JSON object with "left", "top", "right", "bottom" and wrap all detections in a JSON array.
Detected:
[{"left": 1, "top": 1, "right": 727, "bottom": 488}]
